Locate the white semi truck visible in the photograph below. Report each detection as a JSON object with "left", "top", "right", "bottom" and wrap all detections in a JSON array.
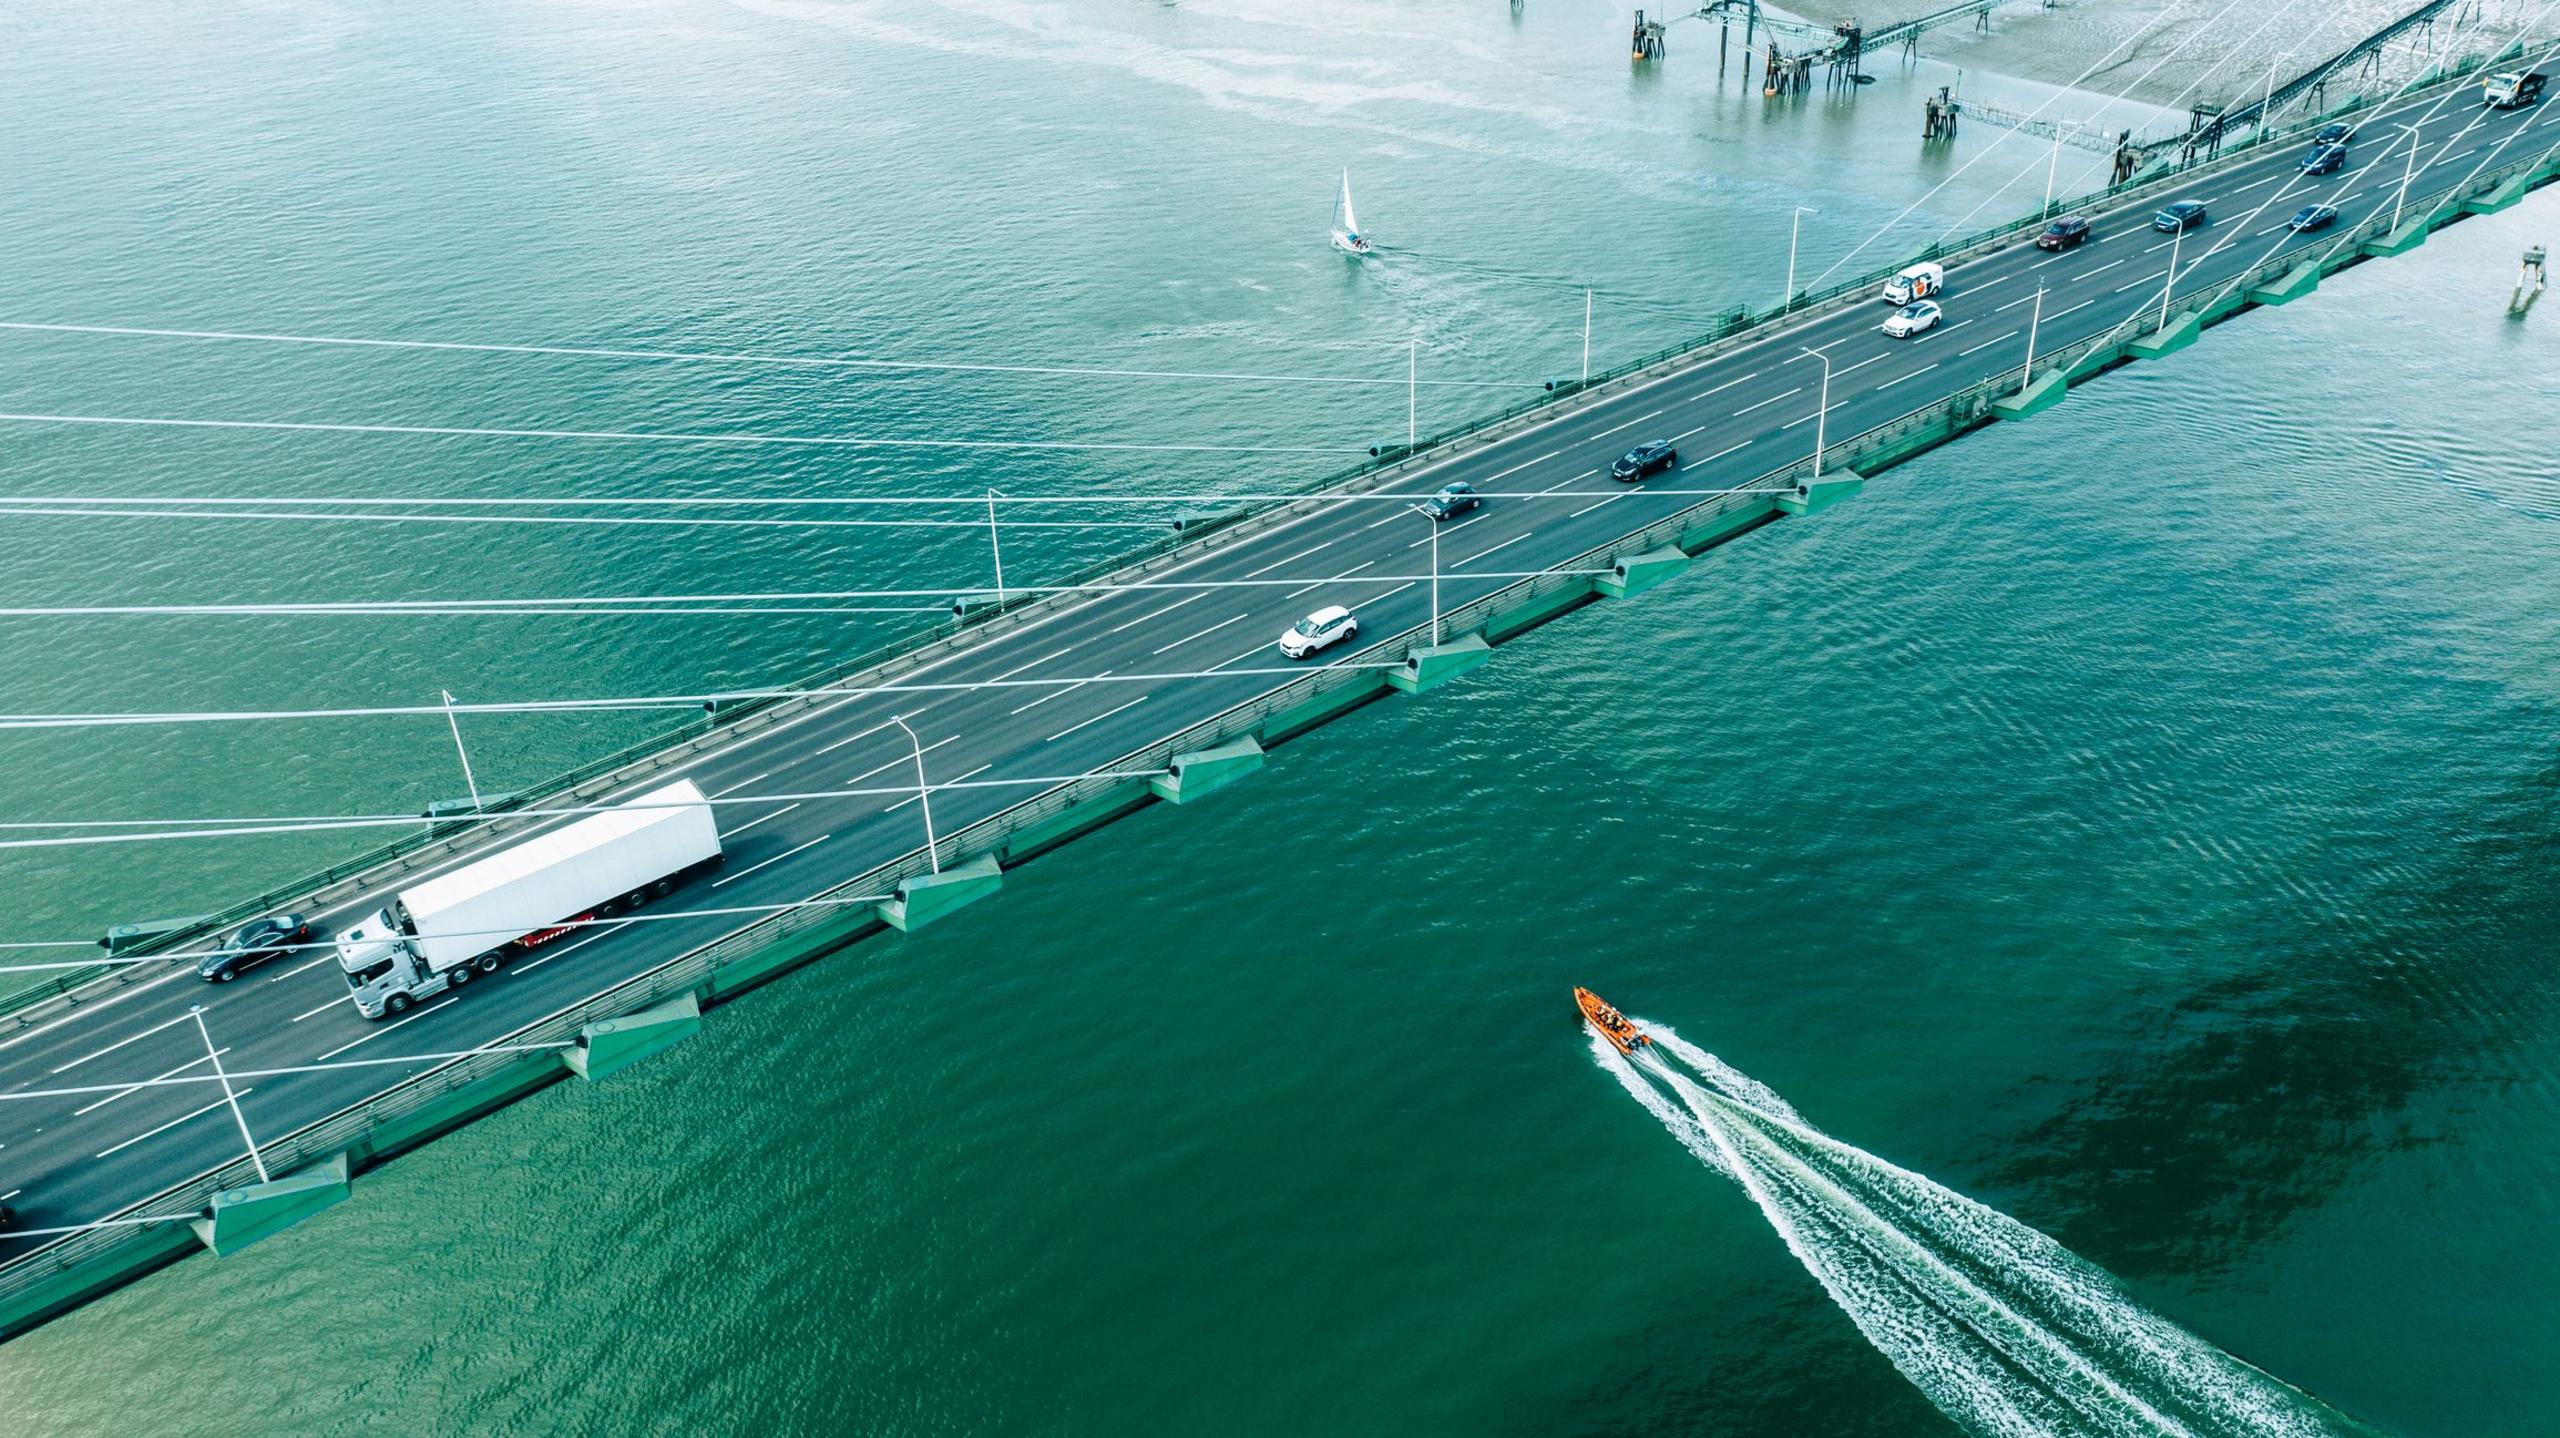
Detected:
[
  {"left": 2485, "top": 70, "right": 2547, "bottom": 109},
  {"left": 336, "top": 778, "right": 724, "bottom": 1019}
]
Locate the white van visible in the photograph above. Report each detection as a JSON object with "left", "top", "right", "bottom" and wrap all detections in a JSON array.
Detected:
[{"left": 1882, "top": 262, "right": 1945, "bottom": 304}]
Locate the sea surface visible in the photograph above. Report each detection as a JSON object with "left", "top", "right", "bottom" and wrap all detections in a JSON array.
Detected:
[{"left": 1, "top": 1, "right": 2555, "bottom": 1433}]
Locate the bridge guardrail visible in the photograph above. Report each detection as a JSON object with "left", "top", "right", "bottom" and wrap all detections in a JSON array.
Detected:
[{"left": 7, "top": 73, "right": 2546, "bottom": 1314}]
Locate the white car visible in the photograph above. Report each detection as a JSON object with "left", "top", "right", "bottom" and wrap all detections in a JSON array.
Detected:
[
  {"left": 1881, "top": 300, "right": 1942, "bottom": 338},
  {"left": 1278, "top": 605, "right": 1358, "bottom": 659}
]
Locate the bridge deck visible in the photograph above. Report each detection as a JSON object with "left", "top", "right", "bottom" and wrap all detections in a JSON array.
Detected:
[{"left": 3, "top": 72, "right": 2554, "bottom": 1338}]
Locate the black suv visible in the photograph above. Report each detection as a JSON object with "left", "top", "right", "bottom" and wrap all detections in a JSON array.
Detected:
[
  {"left": 1419, "top": 481, "right": 1482, "bottom": 521},
  {"left": 197, "top": 913, "right": 312, "bottom": 982},
  {"left": 2035, "top": 215, "right": 2092, "bottom": 250},
  {"left": 1610, "top": 440, "right": 1678, "bottom": 482},
  {"left": 2153, "top": 200, "right": 2209, "bottom": 232}
]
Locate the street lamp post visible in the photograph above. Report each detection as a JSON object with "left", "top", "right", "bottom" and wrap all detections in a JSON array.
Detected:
[
  {"left": 1582, "top": 289, "right": 1593, "bottom": 383},
  {"left": 1801, "top": 346, "right": 1832, "bottom": 485},
  {"left": 1786, "top": 206, "right": 1818, "bottom": 309},
  {"left": 439, "top": 688, "right": 482, "bottom": 811},
  {"left": 1408, "top": 338, "right": 1417, "bottom": 451},
  {"left": 889, "top": 716, "right": 940, "bottom": 873}
]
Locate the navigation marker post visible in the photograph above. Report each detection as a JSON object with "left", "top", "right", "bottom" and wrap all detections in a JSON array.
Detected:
[
  {"left": 1787, "top": 206, "right": 1817, "bottom": 309},
  {"left": 440, "top": 688, "right": 482, "bottom": 811},
  {"left": 890, "top": 715, "right": 940, "bottom": 873}
]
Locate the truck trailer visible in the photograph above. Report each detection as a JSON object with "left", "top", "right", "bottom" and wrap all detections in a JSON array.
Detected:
[{"left": 336, "top": 778, "right": 724, "bottom": 1018}]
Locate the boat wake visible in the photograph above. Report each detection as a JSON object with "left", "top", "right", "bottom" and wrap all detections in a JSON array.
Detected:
[{"left": 1592, "top": 1020, "right": 2378, "bottom": 1438}]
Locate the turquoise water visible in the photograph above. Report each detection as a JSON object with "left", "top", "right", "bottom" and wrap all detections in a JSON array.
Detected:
[{"left": 3, "top": 1, "right": 2557, "bottom": 1432}]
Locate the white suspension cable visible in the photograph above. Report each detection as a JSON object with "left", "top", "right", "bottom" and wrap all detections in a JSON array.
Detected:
[
  {"left": 0, "top": 655, "right": 1452, "bottom": 731},
  {"left": 0, "top": 320, "right": 1540, "bottom": 391},
  {"left": 0, "top": 1043, "right": 586, "bottom": 1103},
  {"left": 0, "top": 484, "right": 1771, "bottom": 509},
  {"left": 0, "top": 768, "right": 1181, "bottom": 849},
  {"left": 0, "top": 561, "right": 1654, "bottom": 621},
  {"left": 0, "top": 891, "right": 907, "bottom": 970},
  {"left": 0, "top": 411, "right": 1368, "bottom": 456},
  {"left": 0, "top": 504, "right": 1165, "bottom": 534}
]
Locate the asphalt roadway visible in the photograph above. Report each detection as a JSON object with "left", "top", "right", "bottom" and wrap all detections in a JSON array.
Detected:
[{"left": 4, "top": 79, "right": 2554, "bottom": 1266}]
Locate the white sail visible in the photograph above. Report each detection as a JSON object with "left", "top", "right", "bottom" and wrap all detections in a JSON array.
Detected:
[{"left": 1336, "top": 170, "right": 1359, "bottom": 236}]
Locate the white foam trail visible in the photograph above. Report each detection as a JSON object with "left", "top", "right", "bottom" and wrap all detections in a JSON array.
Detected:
[{"left": 1586, "top": 1018, "right": 2372, "bottom": 1438}]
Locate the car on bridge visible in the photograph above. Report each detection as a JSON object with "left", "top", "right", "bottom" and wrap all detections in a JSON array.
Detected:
[
  {"left": 1881, "top": 262, "right": 1944, "bottom": 304},
  {"left": 1279, "top": 605, "right": 1358, "bottom": 659},
  {"left": 1610, "top": 439, "right": 1677, "bottom": 482},
  {"left": 2298, "top": 143, "right": 2348, "bottom": 175},
  {"left": 2153, "top": 200, "right": 2209, "bottom": 232},
  {"left": 1881, "top": 300, "right": 1943, "bottom": 338},
  {"left": 196, "top": 912, "right": 312, "bottom": 983},
  {"left": 2035, "top": 215, "right": 2092, "bottom": 250},
  {"left": 2314, "top": 122, "right": 2354, "bottom": 146},
  {"left": 2287, "top": 204, "right": 2340, "bottom": 233},
  {"left": 1419, "top": 481, "right": 1482, "bottom": 521}
]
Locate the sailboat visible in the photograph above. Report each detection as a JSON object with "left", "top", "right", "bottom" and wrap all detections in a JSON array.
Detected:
[{"left": 1329, "top": 169, "right": 1375, "bottom": 257}]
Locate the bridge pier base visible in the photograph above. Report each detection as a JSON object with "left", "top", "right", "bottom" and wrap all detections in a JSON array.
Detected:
[
  {"left": 193, "top": 1154, "right": 351, "bottom": 1257},
  {"left": 1389, "top": 634, "right": 1494, "bottom": 694},
  {"left": 2463, "top": 173, "right": 2535, "bottom": 215},
  {"left": 1988, "top": 369, "right": 2067, "bottom": 420},
  {"left": 1777, "top": 475, "right": 1863, "bottom": 516},
  {"left": 2128, "top": 310, "right": 2201, "bottom": 358},
  {"left": 1150, "top": 736, "right": 1266, "bottom": 805},
  {"left": 567, "top": 991, "right": 702, "bottom": 1081},
  {"left": 2249, "top": 262, "right": 2320, "bottom": 306},
  {"left": 1596, "top": 547, "right": 1690, "bottom": 598},
  {"left": 879, "top": 854, "right": 1004, "bottom": 932},
  {"left": 2362, "top": 217, "right": 2429, "bottom": 257}
]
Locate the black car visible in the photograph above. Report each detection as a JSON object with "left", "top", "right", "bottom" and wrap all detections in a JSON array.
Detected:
[
  {"left": 2313, "top": 122, "right": 2354, "bottom": 146},
  {"left": 2298, "top": 143, "right": 2347, "bottom": 175},
  {"left": 1610, "top": 439, "right": 1677, "bottom": 482},
  {"left": 2153, "top": 200, "right": 2209, "bottom": 232},
  {"left": 197, "top": 913, "right": 312, "bottom": 982},
  {"left": 2287, "top": 204, "right": 2339, "bottom": 232},
  {"left": 1419, "top": 480, "right": 1482, "bottom": 521},
  {"left": 2035, "top": 215, "right": 2092, "bottom": 250}
]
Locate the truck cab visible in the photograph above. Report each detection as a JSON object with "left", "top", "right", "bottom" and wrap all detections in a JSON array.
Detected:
[
  {"left": 337, "top": 907, "right": 436, "bottom": 1018},
  {"left": 2485, "top": 71, "right": 2547, "bottom": 109}
]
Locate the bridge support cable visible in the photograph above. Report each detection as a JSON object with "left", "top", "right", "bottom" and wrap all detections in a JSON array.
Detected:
[
  {"left": 0, "top": 560, "right": 1666, "bottom": 622},
  {"left": 1919, "top": 0, "right": 2333, "bottom": 246},
  {"left": 0, "top": 320, "right": 1541, "bottom": 392},
  {"left": 0, "top": 892, "right": 911, "bottom": 969},
  {"left": 0, "top": 769, "right": 1192, "bottom": 851},
  {"left": 1802, "top": 0, "right": 2269, "bottom": 291},
  {"left": 0, "top": 483, "right": 1786, "bottom": 513},
  {"left": 0, "top": 411, "right": 1370, "bottom": 458}
]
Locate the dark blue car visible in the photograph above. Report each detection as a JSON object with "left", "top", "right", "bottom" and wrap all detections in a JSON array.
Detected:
[
  {"left": 2287, "top": 204, "right": 2339, "bottom": 233},
  {"left": 2298, "top": 143, "right": 2347, "bottom": 175},
  {"left": 1610, "top": 440, "right": 1677, "bottom": 482}
]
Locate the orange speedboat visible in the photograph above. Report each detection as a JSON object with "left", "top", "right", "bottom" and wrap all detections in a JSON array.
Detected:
[{"left": 1575, "top": 987, "right": 1649, "bottom": 1055}]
